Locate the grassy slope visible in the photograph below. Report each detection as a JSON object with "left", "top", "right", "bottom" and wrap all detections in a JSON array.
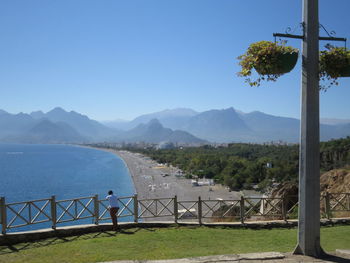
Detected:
[{"left": 1, "top": 225, "right": 349, "bottom": 263}]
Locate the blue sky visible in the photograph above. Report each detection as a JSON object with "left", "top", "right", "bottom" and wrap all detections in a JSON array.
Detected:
[{"left": 1, "top": 0, "right": 349, "bottom": 121}]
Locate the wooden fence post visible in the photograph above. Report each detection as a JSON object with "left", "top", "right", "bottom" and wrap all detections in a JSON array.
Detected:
[
  {"left": 240, "top": 196, "right": 245, "bottom": 224},
  {"left": 198, "top": 196, "right": 202, "bottom": 225},
  {"left": 1, "top": 197, "right": 6, "bottom": 234},
  {"left": 325, "top": 192, "right": 331, "bottom": 220},
  {"left": 94, "top": 194, "right": 99, "bottom": 225},
  {"left": 174, "top": 195, "right": 178, "bottom": 223},
  {"left": 282, "top": 196, "right": 287, "bottom": 221},
  {"left": 51, "top": 195, "right": 56, "bottom": 230},
  {"left": 133, "top": 194, "right": 138, "bottom": 223},
  {"left": 155, "top": 199, "right": 158, "bottom": 216}
]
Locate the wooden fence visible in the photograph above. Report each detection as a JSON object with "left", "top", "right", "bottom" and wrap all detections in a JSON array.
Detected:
[{"left": 1, "top": 193, "right": 350, "bottom": 234}]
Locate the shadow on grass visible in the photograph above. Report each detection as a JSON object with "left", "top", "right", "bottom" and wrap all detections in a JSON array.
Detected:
[
  {"left": 118, "top": 229, "right": 137, "bottom": 234},
  {"left": 320, "top": 253, "right": 350, "bottom": 263},
  {"left": 0, "top": 228, "right": 138, "bottom": 255}
]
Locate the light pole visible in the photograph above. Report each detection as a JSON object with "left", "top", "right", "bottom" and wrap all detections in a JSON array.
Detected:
[
  {"left": 272, "top": 0, "right": 346, "bottom": 257},
  {"left": 294, "top": 0, "right": 321, "bottom": 256}
]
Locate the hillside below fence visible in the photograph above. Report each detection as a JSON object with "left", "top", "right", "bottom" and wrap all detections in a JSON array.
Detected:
[{"left": 1, "top": 193, "right": 350, "bottom": 235}]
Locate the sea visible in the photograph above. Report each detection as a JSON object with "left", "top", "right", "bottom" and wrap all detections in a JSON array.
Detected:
[{"left": 0, "top": 143, "right": 135, "bottom": 232}]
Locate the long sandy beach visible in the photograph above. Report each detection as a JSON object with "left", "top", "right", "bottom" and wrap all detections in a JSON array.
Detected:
[{"left": 103, "top": 149, "right": 242, "bottom": 201}]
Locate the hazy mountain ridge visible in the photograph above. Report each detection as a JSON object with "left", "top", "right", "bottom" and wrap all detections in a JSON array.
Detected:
[
  {"left": 0, "top": 108, "right": 106, "bottom": 143},
  {"left": 0, "top": 111, "right": 39, "bottom": 138},
  {"left": 1, "top": 107, "right": 350, "bottom": 144},
  {"left": 35, "top": 107, "right": 117, "bottom": 139},
  {"left": 105, "top": 107, "right": 350, "bottom": 143},
  {"left": 320, "top": 118, "right": 350, "bottom": 125},
  {"left": 239, "top": 111, "right": 300, "bottom": 142},
  {"left": 105, "top": 108, "right": 198, "bottom": 130},
  {"left": 182, "top": 108, "right": 251, "bottom": 142},
  {"left": 113, "top": 119, "right": 206, "bottom": 144},
  {"left": 0, "top": 108, "right": 205, "bottom": 144},
  {"left": 3, "top": 119, "right": 86, "bottom": 144}
]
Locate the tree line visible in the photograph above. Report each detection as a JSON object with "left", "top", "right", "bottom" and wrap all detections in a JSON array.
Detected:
[{"left": 123, "top": 137, "right": 350, "bottom": 190}]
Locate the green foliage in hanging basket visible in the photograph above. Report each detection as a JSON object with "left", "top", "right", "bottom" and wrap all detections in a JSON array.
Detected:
[
  {"left": 237, "top": 41, "right": 299, "bottom": 87},
  {"left": 319, "top": 44, "right": 350, "bottom": 90}
]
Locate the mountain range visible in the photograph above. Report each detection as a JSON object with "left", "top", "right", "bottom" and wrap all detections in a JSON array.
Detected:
[
  {"left": 1, "top": 107, "right": 350, "bottom": 144},
  {"left": 104, "top": 108, "right": 350, "bottom": 143},
  {"left": 0, "top": 108, "right": 204, "bottom": 144},
  {"left": 0, "top": 108, "right": 101, "bottom": 143}
]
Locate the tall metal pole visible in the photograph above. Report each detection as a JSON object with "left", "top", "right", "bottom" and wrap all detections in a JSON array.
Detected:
[{"left": 294, "top": 0, "right": 323, "bottom": 257}]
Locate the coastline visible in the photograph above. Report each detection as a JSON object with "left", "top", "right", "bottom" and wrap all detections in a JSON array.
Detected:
[{"left": 89, "top": 146, "right": 242, "bottom": 201}]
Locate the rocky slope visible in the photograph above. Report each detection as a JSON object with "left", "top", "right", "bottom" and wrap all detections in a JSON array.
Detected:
[{"left": 320, "top": 167, "right": 350, "bottom": 193}]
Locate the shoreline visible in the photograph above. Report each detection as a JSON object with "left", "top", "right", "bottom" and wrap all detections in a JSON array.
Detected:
[
  {"left": 78, "top": 145, "right": 138, "bottom": 195},
  {"left": 89, "top": 146, "right": 243, "bottom": 202}
]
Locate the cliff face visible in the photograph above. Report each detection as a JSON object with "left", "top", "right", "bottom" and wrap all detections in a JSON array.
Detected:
[
  {"left": 262, "top": 169, "right": 350, "bottom": 218},
  {"left": 268, "top": 167, "right": 350, "bottom": 198},
  {"left": 320, "top": 167, "right": 350, "bottom": 193}
]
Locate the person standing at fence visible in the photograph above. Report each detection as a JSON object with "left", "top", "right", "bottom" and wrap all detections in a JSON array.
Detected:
[{"left": 106, "top": 190, "right": 120, "bottom": 231}]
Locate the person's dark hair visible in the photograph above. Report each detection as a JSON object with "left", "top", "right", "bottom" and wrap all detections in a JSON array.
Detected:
[{"left": 108, "top": 190, "right": 113, "bottom": 195}]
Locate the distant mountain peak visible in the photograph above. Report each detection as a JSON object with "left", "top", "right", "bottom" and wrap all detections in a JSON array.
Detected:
[
  {"left": 124, "top": 118, "right": 205, "bottom": 144},
  {"left": 45, "top": 107, "right": 88, "bottom": 120},
  {"left": 30, "top": 110, "right": 45, "bottom": 119},
  {"left": 48, "top": 107, "right": 67, "bottom": 114},
  {"left": 146, "top": 119, "right": 163, "bottom": 130},
  {"left": 148, "top": 118, "right": 161, "bottom": 124},
  {"left": 159, "top": 108, "right": 198, "bottom": 116},
  {"left": 16, "top": 112, "right": 28, "bottom": 117},
  {"left": 206, "top": 107, "right": 236, "bottom": 114},
  {"left": 31, "top": 110, "right": 44, "bottom": 114}
]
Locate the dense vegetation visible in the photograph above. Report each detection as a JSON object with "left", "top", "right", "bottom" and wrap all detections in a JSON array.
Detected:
[{"left": 125, "top": 137, "right": 350, "bottom": 190}]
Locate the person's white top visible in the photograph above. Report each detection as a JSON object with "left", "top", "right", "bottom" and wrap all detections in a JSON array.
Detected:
[{"left": 106, "top": 194, "right": 119, "bottom": 208}]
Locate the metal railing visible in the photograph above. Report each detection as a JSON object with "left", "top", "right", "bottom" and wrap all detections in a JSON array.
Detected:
[{"left": 1, "top": 192, "right": 350, "bottom": 234}]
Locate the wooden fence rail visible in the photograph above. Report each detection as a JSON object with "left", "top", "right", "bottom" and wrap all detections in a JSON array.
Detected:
[{"left": 1, "top": 193, "right": 350, "bottom": 234}]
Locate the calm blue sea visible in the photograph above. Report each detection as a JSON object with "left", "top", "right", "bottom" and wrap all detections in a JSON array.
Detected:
[{"left": 0, "top": 143, "right": 135, "bottom": 232}]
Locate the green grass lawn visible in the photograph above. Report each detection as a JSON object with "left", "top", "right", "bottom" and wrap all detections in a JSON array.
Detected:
[{"left": 1, "top": 225, "right": 350, "bottom": 263}]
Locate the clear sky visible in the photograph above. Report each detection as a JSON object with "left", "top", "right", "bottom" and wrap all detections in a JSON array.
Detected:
[{"left": 1, "top": 0, "right": 350, "bottom": 121}]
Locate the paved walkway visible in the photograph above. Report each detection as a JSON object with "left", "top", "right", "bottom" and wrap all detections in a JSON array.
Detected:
[{"left": 101, "top": 251, "right": 350, "bottom": 263}]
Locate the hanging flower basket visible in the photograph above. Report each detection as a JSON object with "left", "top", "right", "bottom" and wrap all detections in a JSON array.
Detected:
[
  {"left": 338, "top": 65, "right": 350, "bottom": 77},
  {"left": 254, "top": 52, "right": 299, "bottom": 75},
  {"left": 320, "top": 45, "right": 350, "bottom": 77},
  {"left": 319, "top": 45, "right": 350, "bottom": 90},
  {"left": 238, "top": 41, "right": 299, "bottom": 87}
]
